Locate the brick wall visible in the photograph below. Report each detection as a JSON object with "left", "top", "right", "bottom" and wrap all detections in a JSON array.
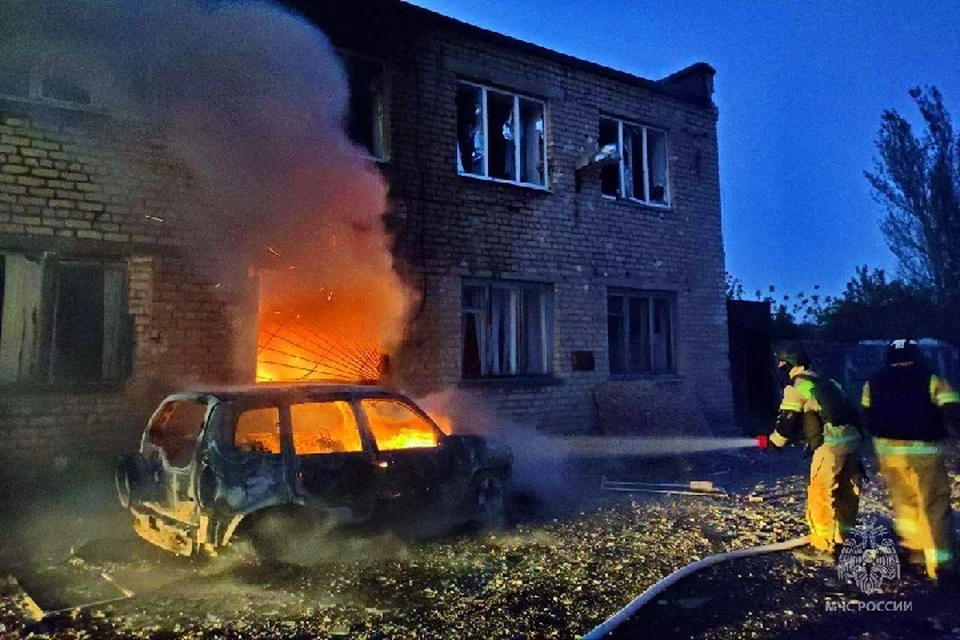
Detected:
[
  {"left": 0, "top": 106, "right": 245, "bottom": 479},
  {"left": 0, "top": 0, "right": 736, "bottom": 483},
  {"left": 308, "top": 1, "right": 734, "bottom": 435}
]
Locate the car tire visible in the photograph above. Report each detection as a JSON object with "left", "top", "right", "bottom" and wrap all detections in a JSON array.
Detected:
[
  {"left": 473, "top": 472, "right": 508, "bottom": 529},
  {"left": 244, "top": 506, "right": 325, "bottom": 565}
]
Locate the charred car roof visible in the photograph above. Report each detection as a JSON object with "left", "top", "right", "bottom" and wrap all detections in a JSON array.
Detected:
[{"left": 169, "top": 382, "right": 402, "bottom": 403}]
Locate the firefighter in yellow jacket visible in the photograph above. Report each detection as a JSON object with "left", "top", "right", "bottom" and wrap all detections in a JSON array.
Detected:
[
  {"left": 758, "top": 345, "right": 863, "bottom": 560},
  {"left": 862, "top": 339, "right": 960, "bottom": 580}
]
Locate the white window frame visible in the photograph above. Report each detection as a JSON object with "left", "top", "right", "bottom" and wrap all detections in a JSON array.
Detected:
[
  {"left": 456, "top": 80, "right": 548, "bottom": 189},
  {"left": 461, "top": 279, "right": 554, "bottom": 378},
  {"left": 599, "top": 117, "right": 671, "bottom": 208}
]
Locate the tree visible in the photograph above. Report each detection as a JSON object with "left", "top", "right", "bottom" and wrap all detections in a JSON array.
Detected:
[
  {"left": 865, "top": 87, "right": 960, "bottom": 308},
  {"left": 817, "top": 265, "right": 938, "bottom": 341}
]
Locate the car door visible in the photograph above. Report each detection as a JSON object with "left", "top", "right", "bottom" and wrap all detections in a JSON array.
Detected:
[
  {"left": 356, "top": 396, "right": 454, "bottom": 514},
  {"left": 140, "top": 395, "right": 210, "bottom": 522},
  {"left": 290, "top": 397, "right": 376, "bottom": 521},
  {"left": 202, "top": 400, "right": 290, "bottom": 513}
]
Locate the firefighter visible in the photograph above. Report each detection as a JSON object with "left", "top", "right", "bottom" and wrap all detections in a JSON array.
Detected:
[
  {"left": 861, "top": 339, "right": 960, "bottom": 580},
  {"left": 757, "top": 344, "right": 863, "bottom": 560}
]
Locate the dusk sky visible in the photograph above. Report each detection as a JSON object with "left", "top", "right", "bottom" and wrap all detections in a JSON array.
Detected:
[{"left": 405, "top": 0, "right": 960, "bottom": 300}]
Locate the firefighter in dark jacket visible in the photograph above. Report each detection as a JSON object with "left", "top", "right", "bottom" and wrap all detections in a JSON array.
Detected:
[
  {"left": 758, "top": 345, "right": 863, "bottom": 559},
  {"left": 861, "top": 339, "right": 960, "bottom": 580}
]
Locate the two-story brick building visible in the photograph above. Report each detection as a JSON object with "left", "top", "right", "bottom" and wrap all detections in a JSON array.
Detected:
[
  {"left": 297, "top": 0, "right": 733, "bottom": 435},
  {"left": 0, "top": 0, "right": 732, "bottom": 479}
]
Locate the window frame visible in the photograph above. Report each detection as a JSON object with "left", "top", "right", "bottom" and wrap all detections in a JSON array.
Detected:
[
  {"left": 0, "top": 60, "right": 98, "bottom": 112},
  {"left": 607, "top": 289, "right": 677, "bottom": 376},
  {"left": 461, "top": 278, "right": 555, "bottom": 379},
  {"left": 599, "top": 117, "right": 671, "bottom": 208},
  {"left": 455, "top": 80, "right": 548, "bottom": 189},
  {"left": 0, "top": 252, "right": 131, "bottom": 388},
  {"left": 357, "top": 396, "right": 443, "bottom": 451},
  {"left": 338, "top": 49, "right": 389, "bottom": 162}
]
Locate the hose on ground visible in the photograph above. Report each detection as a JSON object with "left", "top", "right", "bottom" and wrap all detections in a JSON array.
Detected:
[{"left": 582, "top": 535, "right": 810, "bottom": 639}]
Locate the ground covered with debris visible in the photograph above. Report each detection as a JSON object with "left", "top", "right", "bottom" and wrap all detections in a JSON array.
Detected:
[{"left": 2, "top": 445, "right": 960, "bottom": 639}]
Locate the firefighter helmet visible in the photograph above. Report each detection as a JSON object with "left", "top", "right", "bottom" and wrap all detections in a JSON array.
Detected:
[
  {"left": 886, "top": 338, "right": 921, "bottom": 365},
  {"left": 774, "top": 344, "right": 810, "bottom": 369}
]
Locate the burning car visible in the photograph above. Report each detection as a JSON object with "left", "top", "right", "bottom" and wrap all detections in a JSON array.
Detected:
[{"left": 115, "top": 383, "right": 512, "bottom": 559}]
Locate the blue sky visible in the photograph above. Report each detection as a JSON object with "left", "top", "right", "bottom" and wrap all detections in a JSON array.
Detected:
[{"left": 405, "top": 0, "right": 960, "bottom": 299}]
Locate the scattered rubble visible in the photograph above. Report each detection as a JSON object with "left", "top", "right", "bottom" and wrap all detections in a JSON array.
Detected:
[{"left": 1, "top": 446, "right": 958, "bottom": 638}]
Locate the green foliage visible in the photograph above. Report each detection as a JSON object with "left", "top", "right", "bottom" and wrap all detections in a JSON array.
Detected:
[
  {"left": 817, "top": 265, "right": 945, "bottom": 342},
  {"left": 865, "top": 86, "right": 960, "bottom": 307}
]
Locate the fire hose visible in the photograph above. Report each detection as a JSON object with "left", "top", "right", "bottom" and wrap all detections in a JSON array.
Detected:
[{"left": 581, "top": 535, "right": 810, "bottom": 639}]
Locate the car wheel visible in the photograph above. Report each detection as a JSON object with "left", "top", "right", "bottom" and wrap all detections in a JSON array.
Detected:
[
  {"left": 473, "top": 473, "right": 508, "bottom": 529},
  {"left": 244, "top": 507, "right": 325, "bottom": 565}
]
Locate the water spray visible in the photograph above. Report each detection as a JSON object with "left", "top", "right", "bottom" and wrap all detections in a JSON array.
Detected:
[{"left": 558, "top": 436, "right": 760, "bottom": 458}]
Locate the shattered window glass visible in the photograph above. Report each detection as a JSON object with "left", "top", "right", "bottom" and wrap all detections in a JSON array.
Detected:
[
  {"left": 362, "top": 399, "right": 439, "bottom": 450},
  {"left": 456, "top": 83, "right": 484, "bottom": 176},
  {"left": 291, "top": 400, "right": 362, "bottom": 454},
  {"left": 646, "top": 129, "right": 669, "bottom": 204},
  {"left": 456, "top": 82, "right": 547, "bottom": 186},
  {"left": 487, "top": 90, "right": 515, "bottom": 180},
  {"left": 235, "top": 406, "right": 281, "bottom": 455},
  {"left": 599, "top": 118, "right": 669, "bottom": 206},
  {"left": 599, "top": 118, "right": 619, "bottom": 196},
  {"left": 343, "top": 54, "right": 386, "bottom": 159},
  {"left": 519, "top": 98, "right": 545, "bottom": 185}
]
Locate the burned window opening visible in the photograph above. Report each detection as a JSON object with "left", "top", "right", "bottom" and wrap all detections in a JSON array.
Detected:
[
  {"left": 455, "top": 81, "right": 546, "bottom": 187},
  {"left": 461, "top": 279, "right": 553, "bottom": 378},
  {"left": 361, "top": 398, "right": 439, "bottom": 450},
  {"left": 342, "top": 53, "right": 386, "bottom": 160},
  {"left": 234, "top": 406, "right": 282, "bottom": 455},
  {"left": 291, "top": 400, "right": 363, "bottom": 454},
  {"left": 149, "top": 400, "right": 208, "bottom": 467},
  {"left": 0, "top": 253, "right": 131, "bottom": 385},
  {"left": 598, "top": 117, "right": 670, "bottom": 206},
  {"left": 607, "top": 291, "right": 675, "bottom": 375}
]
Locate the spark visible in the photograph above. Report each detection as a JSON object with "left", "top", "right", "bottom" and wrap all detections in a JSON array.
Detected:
[
  {"left": 267, "top": 246, "right": 281, "bottom": 257},
  {"left": 144, "top": 214, "right": 165, "bottom": 223}
]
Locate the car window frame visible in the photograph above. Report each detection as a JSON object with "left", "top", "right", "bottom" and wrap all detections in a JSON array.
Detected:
[
  {"left": 141, "top": 393, "right": 213, "bottom": 470},
  {"left": 353, "top": 392, "right": 447, "bottom": 453},
  {"left": 288, "top": 396, "right": 367, "bottom": 457}
]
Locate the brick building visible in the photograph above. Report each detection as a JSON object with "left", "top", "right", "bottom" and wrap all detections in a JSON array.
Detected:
[
  {"left": 301, "top": 0, "right": 733, "bottom": 435},
  {"left": 0, "top": 0, "right": 732, "bottom": 476}
]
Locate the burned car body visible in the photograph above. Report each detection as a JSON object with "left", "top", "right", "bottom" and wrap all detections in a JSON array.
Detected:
[{"left": 116, "top": 383, "right": 512, "bottom": 557}]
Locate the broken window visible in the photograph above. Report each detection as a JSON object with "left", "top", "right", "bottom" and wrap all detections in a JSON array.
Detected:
[
  {"left": 0, "top": 58, "right": 91, "bottom": 106},
  {"left": 461, "top": 279, "right": 553, "bottom": 378},
  {"left": 598, "top": 117, "right": 670, "bottom": 206},
  {"left": 234, "top": 406, "right": 281, "bottom": 455},
  {"left": 290, "top": 400, "right": 363, "bottom": 455},
  {"left": 455, "top": 81, "right": 547, "bottom": 186},
  {"left": 342, "top": 53, "right": 386, "bottom": 160},
  {"left": 361, "top": 398, "right": 439, "bottom": 450},
  {"left": 0, "top": 253, "right": 132, "bottom": 385},
  {"left": 148, "top": 399, "right": 208, "bottom": 467},
  {"left": 607, "top": 291, "right": 675, "bottom": 375}
]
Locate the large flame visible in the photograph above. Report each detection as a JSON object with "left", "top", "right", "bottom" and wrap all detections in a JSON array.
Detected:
[{"left": 255, "top": 268, "right": 401, "bottom": 383}]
